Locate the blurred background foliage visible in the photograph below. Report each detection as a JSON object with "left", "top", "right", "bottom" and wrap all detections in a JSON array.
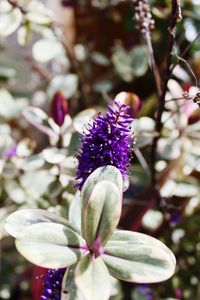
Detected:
[{"left": 0, "top": 0, "right": 200, "bottom": 299}]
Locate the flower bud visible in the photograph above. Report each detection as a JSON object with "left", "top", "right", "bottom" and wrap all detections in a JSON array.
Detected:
[
  {"left": 114, "top": 91, "right": 142, "bottom": 117},
  {"left": 51, "top": 91, "right": 68, "bottom": 127}
]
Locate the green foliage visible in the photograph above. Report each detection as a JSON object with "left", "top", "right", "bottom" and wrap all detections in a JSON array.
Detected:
[
  {"left": 75, "top": 254, "right": 111, "bottom": 300},
  {"left": 5, "top": 166, "right": 176, "bottom": 300}
]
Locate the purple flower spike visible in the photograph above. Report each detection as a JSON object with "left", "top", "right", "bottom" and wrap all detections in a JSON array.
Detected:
[
  {"left": 76, "top": 100, "right": 134, "bottom": 189},
  {"left": 51, "top": 91, "right": 68, "bottom": 127},
  {"left": 40, "top": 268, "right": 66, "bottom": 300}
]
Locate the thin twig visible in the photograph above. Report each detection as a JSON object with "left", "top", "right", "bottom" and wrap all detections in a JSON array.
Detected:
[
  {"left": 174, "top": 54, "right": 198, "bottom": 86},
  {"left": 145, "top": 32, "right": 162, "bottom": 97},
  {"left": 150, "top": 0, "right": 182, "bottom": 189},
  {"left": 170, "top": 31, "right": 200, "bottom": 74},
  {"left": 166, "top": 96, "right": 192, "bottom": 102},
  {"left": 7, "top": 0, "right": 26, "bottom": 14},
  {"left": 134, "top": 148, "right": 151, "bottom": 176}
]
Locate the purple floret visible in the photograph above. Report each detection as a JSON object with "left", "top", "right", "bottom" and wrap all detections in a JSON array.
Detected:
[
  {"left": 139, "top": 284, "right": 154, "bottom": 300},
  {"left": 40, "top": 268, "right": 66, "bottom": 300},
  {"left": 76, "top": 100, "right": 134, "bottom": 189}
]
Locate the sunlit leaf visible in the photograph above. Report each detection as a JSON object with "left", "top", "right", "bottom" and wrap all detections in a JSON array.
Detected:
[
  {"left": 23, "top": 106, "right": 56, "bottom": 136},
  {"left": 82, "top": 181, "right": 121, "bottom": 246},
  {"left": 4, "top": 208, "right": 74, "bottom": 238},
  {"left": 81, "top": 166, "right": 123, "bottom": 226},
  {"left": 17, "top": 25, "right": 31, "bottom": 46},
  {"left": 0, "top": 89, "right": 27, "bottom": 120},
  {"left": 103, "top": 230, "right": 176, "bottom": 283},
  {"left": 32, "top": 39, "right": 64, "bottom": 63},
  {"left": 0, "top": 1, "right": 22, "bottom": 36},
  {"left": 20, "top": 170, "right": 54, "bottom": 200},
  {"left": 25, "top": 2, "right": 52, "bottom": 25},
  {"left": 75, "top": 254, "right": 111, "bottom": 300},
  {"left": 47, "top": 75, "right": 79, "bottom": 99},
  {"left": 4, "top": 180, "right": 26, "bottom": 204},
  {"left": 42, "top": 148, "right": 67, "bottom": 164},
  {"left": 174, "top": 182, "right": 199, "bottom": 198},
  {"left": 16, "top": 222, "right": 86, "bottom": 268},
  {"left": 61, "top": 266, "right": 84, "bottom": 300},
  {"left": 69, "top": 192, "right": 82, "bottom": 232}
]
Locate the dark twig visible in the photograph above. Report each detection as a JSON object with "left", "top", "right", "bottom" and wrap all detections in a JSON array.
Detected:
[
  {"left": 7, "top": 0, "right": 26, "bottom": 14},
  {"left": 170, "top": 31, "right": 200, "bottom": 74},
  {"left": 134, "top": 148, "right": 151, "bottom": 176},
  {"left": 150, "top": 0, "right": 182, "bottom": 189},
  {"left": 166, "top": 96, "right": 192, "bottom": 102},
  {"left": 145, "top": 33, "right": 162, "bottom": 97}
]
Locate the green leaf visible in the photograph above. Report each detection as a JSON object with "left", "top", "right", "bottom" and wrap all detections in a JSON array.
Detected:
[
  {"left": 82, "top": 181, "right": 122, "bottom": 246},
  {"left": 26, "top": 11, "right": 52, "bottom": 25},
  {"left": 81, "top": 166, "right": 123, "bottom": 219},
  {"left": 102, "top": 230, "right": 176, "bottom": 283},
  {"left": 16, "top": 222, "right": 86, "bottom": 268},
  {"left": 0, "top": 2, "right": 22, "bottom": 36},
  {"left": 69, "top": 192, "right": 82, "bottom": 232},
  {"left": 0, "top": 66, "right": 17, "bottom": 80},
  {"left": 75, "top": 254, "right": 111, "bottom": 300},
  {"left": 174, "top": 182, "right": 199, "bottom": 198},
  {"left": 17, "top": 24, "right": 31, "bottom": 46},
  {"left": 4, "top": 179, "right": 26, "bottom": 204},
  {"left": 0, "top": 206, "right": 14, "bottom": 239},
  {"left": 42, "top": 148, "right": 67, "bottom": 164},
  {"left": 5, "top": 209, "right": 77, "bottom": 238},
  {"left": 61, "top": 266, "right": 84, "bottom": 300},
  {"left": 130, "top": 46, "right": 148, "bottom": 77},
  {"left": 0, "top": 89, "right": 27, "bottom": 120},
  {"left": 47, "top": 74, "right": 79, "bottom": 99},
  {"left": 32, "top": 39, "right": 64, "bottom": 63},
  {"left": 25, "top": 2, "right": 52, "bottom": 25},
  {"left": 23, "top": 106, "right": 56, "bottom": 136}
]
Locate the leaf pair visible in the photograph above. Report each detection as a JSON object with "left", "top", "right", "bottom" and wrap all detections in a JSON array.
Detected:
[{"left": 5, "top": 166, "right": 176, "bottom": 300}]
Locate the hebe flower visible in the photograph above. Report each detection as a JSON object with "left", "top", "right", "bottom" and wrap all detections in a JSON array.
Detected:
[
  {"left": 51, "top": 91, "right": 68, "bottom": 127},
  {"left": 40, "top": 268, "right": 66, "bottom": 300},
  {"left": 138, "top": 284, "right": 153, "bottom": 300},
  {"left": 76, "top": 100, "right": 134, "bottom": 189}
]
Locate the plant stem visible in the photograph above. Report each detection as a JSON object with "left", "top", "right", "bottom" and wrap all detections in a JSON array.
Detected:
[
  {"left": 150, "top": 0, "right": 182, "bottom": 189},
  {"left": 170, "top": 31, "right": 200, "bottom": 74},
  {"left": 145, "top": 32, "right": 162, "bottom": 97},
  {"left": 7, "top": 0, "right": 26, "bottom": 14}
]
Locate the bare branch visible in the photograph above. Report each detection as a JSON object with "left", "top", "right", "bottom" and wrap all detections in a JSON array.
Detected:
[{"left": 150, "top": 0, "right": 183, "bottom": 190}]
